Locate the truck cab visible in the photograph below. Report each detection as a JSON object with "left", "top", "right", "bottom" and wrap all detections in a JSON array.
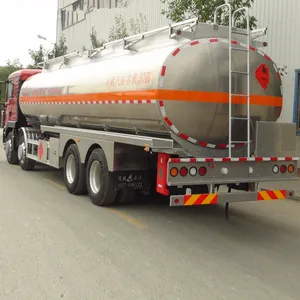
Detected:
[{"left": 0, "top": 69, "right": 41, "bottom": 163}]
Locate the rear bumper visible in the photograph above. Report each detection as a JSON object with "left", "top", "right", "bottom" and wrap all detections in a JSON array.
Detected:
[{"left": 170, "top": 189, "right": 295, "bottom": 207}]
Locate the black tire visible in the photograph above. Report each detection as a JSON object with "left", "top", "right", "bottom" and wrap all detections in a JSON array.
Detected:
[
  {"left": 86, "top": 148, "right": 117, "bottom": 206},
  {"left": 64, "top": 143, "right": 87, "bottom": 195},
  {"left": 18, "top": 133, "right": 36, "bottom": 171},
  {"left": 115, "top": 189, "right": 137, "bottom": 205},
  {"left": 5, "top": 132, "right": 18, "bottom": 165}
]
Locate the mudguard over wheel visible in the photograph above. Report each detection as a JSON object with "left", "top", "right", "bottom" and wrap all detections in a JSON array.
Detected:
[
  {"left": 115, "top": 189, "right": 137, "bottom": 205},
  {"left": 64, "top": 143, "right": 87, "bottom": 195},
  {"left": 5, "top": 132, "right": 19, "bottom": 165},
  {"left": 86, "top": 148, "right": 118, "bottom": 206}
]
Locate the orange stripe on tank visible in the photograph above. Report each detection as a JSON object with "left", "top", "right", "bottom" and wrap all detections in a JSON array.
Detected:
[{"left": 19, "top": 89, "right": 282, "bottom": 107}]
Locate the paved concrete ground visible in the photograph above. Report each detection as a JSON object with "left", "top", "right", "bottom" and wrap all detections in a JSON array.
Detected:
[{"left": 1, "top": 132, "right": 300, "bottom": 300}]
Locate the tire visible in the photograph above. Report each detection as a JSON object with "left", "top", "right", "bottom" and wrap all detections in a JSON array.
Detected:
[
  {"left": 64, "top": 143, "right": 87, "bottom": 195},
  {"left": 86, "top": 148, "right": 117, "bottom": 206},
  {"left": 5, "top": 132, "right": 18, "bottom": 165},
  {"left": 18, "top": 132, "right": 36, "bottom": 171}
]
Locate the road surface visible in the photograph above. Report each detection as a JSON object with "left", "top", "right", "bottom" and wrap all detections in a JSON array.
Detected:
[{"left": 0, "top": 132, "right": 300, "bottom": 300}]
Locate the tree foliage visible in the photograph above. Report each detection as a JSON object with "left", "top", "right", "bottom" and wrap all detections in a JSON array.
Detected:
[
  {"left": 108, "top": 13, "right": 149, "bottom": 41},
  {"left": 48, "top": 35, "right": 68, "bottom": 59},
  {"left": 28, "top": 45, "right": 46, "bottom": 68},
  {"left": 109, "top": 15, "right": 129, "bottom": 41},
  {"left": 90, "top": 27, "right": 105, "bottom": 49},
  {"left": 129, "top": 13, "right": 149, "bottom": 35},
  {"left": 161, "top": 0, "right": 257, "bottom": 29},
  {"left": 28, "top": 35, "right": 68, "bottom": 68},
  {"left": 0, "top": 60, "right": 23, "bottom": 103}
]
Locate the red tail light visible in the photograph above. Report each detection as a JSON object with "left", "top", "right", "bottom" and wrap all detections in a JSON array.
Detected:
[
  {"left": 199, "top": 167, "right": 207, "bottom": 176},
  {"left": 280, "top": 165, "right": 287, "bottom": 174},
  {"left": 180, "top": 167, "right": 188, "bottom": 177}
]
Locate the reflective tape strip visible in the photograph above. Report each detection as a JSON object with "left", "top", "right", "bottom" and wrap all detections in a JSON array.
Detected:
[
  {"left": 257, "top": 190, "right": 286, "bottom": 201},
  {"left": 184, "top": 193, "right": 218, "bottom": 206},
  {"left": 22, "top": 99, "right": 157, "bottom": 105},
  {"left": 169, "top": 157, "right": 299, "bottom": 163}
]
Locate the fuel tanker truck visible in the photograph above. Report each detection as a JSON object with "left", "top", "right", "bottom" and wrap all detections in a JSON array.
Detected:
[{"left": 1, "top": 5, "right": 299, "bottom": 211}]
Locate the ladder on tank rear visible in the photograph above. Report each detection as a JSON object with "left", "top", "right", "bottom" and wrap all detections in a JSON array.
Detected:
[{"left": 214, "top": 4, "right": 251, "bottom": 158}]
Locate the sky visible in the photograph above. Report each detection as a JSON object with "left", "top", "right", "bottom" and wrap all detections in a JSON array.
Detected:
[{"left": 0, "top": 0, "right": 58, "bottom": 66}]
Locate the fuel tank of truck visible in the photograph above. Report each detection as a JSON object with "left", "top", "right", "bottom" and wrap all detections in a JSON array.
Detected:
[{"left": 19, "top": 22, "right": 282, "bottom": 148}]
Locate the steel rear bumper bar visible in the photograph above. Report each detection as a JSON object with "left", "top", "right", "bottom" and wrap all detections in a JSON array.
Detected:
[{"left": 170, "top": 189, "right": 296, "bottom": 207}]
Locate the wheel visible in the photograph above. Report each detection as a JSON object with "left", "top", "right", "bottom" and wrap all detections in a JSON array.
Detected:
[
  {"left": 5, "top": 132, "right": 18, "bottom": 164},
  {"left": 18, "top": 132, "right": 36, "bottom": 171},
  {"left": 86, "top": 148, "right": 117, "bottom": 206},
  {"left": 115, "top": 189, "right": 137, "bottom": 205},
  {"left": 63, "top": 143, "right": 87, "bottom": 195}
]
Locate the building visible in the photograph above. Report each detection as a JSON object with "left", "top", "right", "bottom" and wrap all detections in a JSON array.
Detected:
[
  {"left": 56, "top": 0, "right": 300, "bottom": 127},
  {"left": 56, "top": 0, "right": 170, "bottom": 52}
]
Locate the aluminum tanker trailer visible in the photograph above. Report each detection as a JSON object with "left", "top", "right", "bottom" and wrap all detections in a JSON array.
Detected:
[{"left": 1, "top": 4, "right": 299, "bottom": 212}]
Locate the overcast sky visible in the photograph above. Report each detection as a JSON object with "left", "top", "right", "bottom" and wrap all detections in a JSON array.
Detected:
[{"left": 0, "top": 0, "right": 57, "bottom": 66}]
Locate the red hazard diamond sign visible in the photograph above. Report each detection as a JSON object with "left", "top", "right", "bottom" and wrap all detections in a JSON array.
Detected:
[
  {"left": 38, "top": 141, "right": 44, "bottom": 160},
  {"left": 255, "top": 64, "right": 270, "bottom": 90}
]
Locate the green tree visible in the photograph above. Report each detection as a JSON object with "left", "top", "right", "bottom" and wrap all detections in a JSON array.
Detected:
[
  {"left": 28, "top": 45, "right": 46, "bottom": 68},
  {"left": 108, "top": 14, "right": 149, "bottom": 41},
  {"left": 0, "top": 59, "right": 23, "bottom": 104},
  {"left": 5, "top": 58, "right": 23, "bottom": 69},
  {"left": 90, "top": 27, "right": 105, "bottom": 49},
  {"left": 109, "top": 15, "right": 129, "bottom": 41},
  {"left": 129, "top": 13, "right": 149, "bottom": 35},
  {"left": 161, "top": 0, "right": 257, "bottom": 30},
  {"left": 48, "top": 35, "right": 68, "bottom": 59},
  {"left": 28, "top": 35, "right": 68, "bottom": 68}
]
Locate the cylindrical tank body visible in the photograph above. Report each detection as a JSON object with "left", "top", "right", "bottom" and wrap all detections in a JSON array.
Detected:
[{"left": 20, "top": 30, "right": 282, "bottom": 147}]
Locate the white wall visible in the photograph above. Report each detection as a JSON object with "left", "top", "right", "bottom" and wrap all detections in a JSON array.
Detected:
[
  {"left": 251, "top": 0, "right": 300, "bottom": 123},
  {"left": 57, "top": 0, "right": 169, "bottom": 52},
  {"left": 57, "top": 0, "right": 300, "bottom": 123}
]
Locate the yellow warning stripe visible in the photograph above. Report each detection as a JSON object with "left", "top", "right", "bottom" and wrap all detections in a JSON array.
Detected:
[
  {"left": 201, "top": 194, "right": 217, "bottom": 205},
  {"left": 184, "top": 193, "right": 218, "bottom": 206},
  {"left": 184, "top": 195, "right": 200, "bottom": 206},
  {"left": 259, "top": 191, "right": 272, "bottom": 200},
  {"left": 273, "top": 190, "right": 286, "bottom": 200},
  {"left": 257, "top": 190, "right": 286, "bottom": 201}
]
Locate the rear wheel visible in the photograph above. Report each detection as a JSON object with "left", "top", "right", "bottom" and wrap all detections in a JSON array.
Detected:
[
  {"left": 86, "top": 148, "right": 117, "bottom": 206},
  {"left": 64, "top": 144, "right": 87, "bottom": 195},
  {"left": 5, "top": 132, "right": 18, "bottom": 165},
  {"left": 18, "top": 132, "right": 36, "bottom": 171}
]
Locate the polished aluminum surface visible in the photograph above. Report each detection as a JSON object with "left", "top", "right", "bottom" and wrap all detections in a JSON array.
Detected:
[{"left": 19, "top": 21, "right": 282, "bottom": 148}]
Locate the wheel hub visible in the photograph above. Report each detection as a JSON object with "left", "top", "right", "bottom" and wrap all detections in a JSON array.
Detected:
[
  {"left": 66, "top": 154, "right": 76, "bottom": 184},
  {"left": 5, "top": 140, "right": 12, "bottom": 157},
  {"left": 18, "top": 143, "right": 26, "bottom": 162},
  {"left": 90, "top": 161, "right": 101, "bottom": 194}
]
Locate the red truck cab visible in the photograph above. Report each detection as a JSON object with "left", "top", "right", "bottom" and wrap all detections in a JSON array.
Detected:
[{"left": 0, "top": 69, "right": 41, "bottom": 163}]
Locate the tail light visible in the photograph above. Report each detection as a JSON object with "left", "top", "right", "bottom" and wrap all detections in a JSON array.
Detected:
[
  {"left": 170, "top": 167, "right": 178, "bottom": 177},
  {"left": 180, "top": 167, "right": 188, "bottom": 177},
  {"left": 288, "top": 164, "right": 295, "bottom": 173},
  {"left": 280, "top": 165, "right": 287, "bottom": 174},
  {"left": 272, "top": 165, "right": 279, "bottom": 174},
  {"left": 199, "top": 166, "right": 207, "bottom": 176}
]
